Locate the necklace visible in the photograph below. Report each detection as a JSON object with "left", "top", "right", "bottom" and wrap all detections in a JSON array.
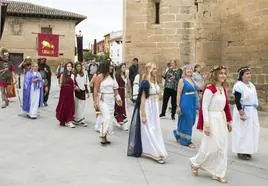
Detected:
[
  {"left": 244, "top": 82, "right": 251, "bottom": 89},
  {"left": 216, "top": 86, "right": 223, "bottom": 94}
]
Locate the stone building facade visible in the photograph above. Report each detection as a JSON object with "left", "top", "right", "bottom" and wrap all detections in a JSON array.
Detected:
[
  {"left": 123, "top": 0, "right": 268, "bottom": 104},
  {"left": 0, "top": 1, "right": 86, "bottom": 71}
]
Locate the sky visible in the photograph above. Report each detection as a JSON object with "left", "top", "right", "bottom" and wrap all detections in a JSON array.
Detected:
[{"left": 17, "top": 0, "right": 123, "bottom": 48}]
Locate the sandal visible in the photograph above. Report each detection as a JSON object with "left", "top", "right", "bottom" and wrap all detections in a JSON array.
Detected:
[
  {"left": 238, "top": 154, "right": 250, "bottom": 160},
  {"left": 190, "top": 163, "right": 199, "bottom": 176},
  {"left": 100, "top": 137, "right": 111, "bottom": 145},
  {"left": 212, "top": 175, "right": 228, "bottom": 183},
  {"left": 246, "top": 154, "right": 252, "bottom": 160},
  {"left": 157, "top": 159, "right": 165, "bottom": 164},
  {"left": 188, "top": 144, "right": 196, "bottom": 149}
]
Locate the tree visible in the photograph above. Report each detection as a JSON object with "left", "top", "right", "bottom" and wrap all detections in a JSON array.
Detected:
[
  {"left": 83, "top": 51, "right": 95, "bottom": 61},
  {"left": 84, "top": 51, "right": 110, "bottom": 62}
]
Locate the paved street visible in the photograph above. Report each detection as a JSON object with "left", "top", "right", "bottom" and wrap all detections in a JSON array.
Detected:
[{"left": 0, "top": 76, "right": 268, "bottom": 186}]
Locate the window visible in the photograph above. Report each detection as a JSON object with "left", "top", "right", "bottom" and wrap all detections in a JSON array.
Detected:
[
  {"left": 41, "top": 27, "right": 52, "bottom": 34},
  {"left": 155, "top": 2, "right": 160, "bottom": 24}
]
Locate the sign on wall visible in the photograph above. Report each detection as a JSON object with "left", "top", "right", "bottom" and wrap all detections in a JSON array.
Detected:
[{"left": 37, "top": 33, "right": 59, "bottom": 57}]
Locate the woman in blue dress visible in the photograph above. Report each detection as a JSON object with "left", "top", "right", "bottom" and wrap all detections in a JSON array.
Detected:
[{"left": 173, "top": 65, "right": 197, "bottom": 148}]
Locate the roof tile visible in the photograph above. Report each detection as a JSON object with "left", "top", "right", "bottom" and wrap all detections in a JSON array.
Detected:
[{"left": 1, "top": 0, "right": 87, "bottom": 24}]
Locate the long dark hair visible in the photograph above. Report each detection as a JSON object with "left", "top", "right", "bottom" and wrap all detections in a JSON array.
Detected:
[
  {"left": 61, "top": 62, "right": 73, "bottom": 87},
  {"left": 194, "top": 64, "right": 201, "bottom": 72},
  {"left": 115, "top": 63, "right": 126, "bottom": 79},
  {"left": 237, "top": 66, "right": 250, "bottom": 81},
  {"left": 74, "top": 62, "right": 84, "bottom": 77},
  {"left": 100, "top": 60, "right": 114, "bottom": 79}
]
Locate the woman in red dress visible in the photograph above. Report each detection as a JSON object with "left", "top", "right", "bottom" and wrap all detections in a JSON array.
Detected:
[
  {"left": 56, "top": 62, "right": 76, "bottom": 128},
  {"left": 114, "top": 63, "right": 128, "bottom": 130}
]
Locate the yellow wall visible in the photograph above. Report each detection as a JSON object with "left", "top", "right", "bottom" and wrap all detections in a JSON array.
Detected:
[{"left": 0, "top": 16, "right": 77, "bottom": 60}]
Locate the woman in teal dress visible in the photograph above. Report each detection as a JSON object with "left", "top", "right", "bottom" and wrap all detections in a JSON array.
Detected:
[{"left": 173, "top": 65, "right": 197, "bottom": 148}]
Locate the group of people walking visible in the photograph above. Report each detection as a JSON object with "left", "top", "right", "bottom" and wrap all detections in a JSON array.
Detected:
[
  {"left": 0, "top": 48, "right": 261, "bottom": 184},
  {"left": 126, "top": 60, "right": 260, "bottom": 183}
]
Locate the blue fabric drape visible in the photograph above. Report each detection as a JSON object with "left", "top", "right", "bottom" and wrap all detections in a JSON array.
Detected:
[
  {"left": 173, "top": 79, "right": 197, "bottom": 146},
  {"left": 127, "top": 80, "right": 150, "bottom": 157}
]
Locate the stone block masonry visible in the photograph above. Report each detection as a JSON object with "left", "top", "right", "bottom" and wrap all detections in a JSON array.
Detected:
[{"left": 123, "top": 0, "right": 268, "bottom": 104}]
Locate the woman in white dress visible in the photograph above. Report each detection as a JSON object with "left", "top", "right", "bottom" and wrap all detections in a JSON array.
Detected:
[
  {"left": 190, "top": 65, "right": 232, "bottom": 183},
  {"left": 127, "top": 63, "right": 168, "bottom": 164},
  {"left": 232, "top": 66, "right": 260, "bottom": 160},
  {"left": 74, "top": 62, "right": 89, "bottom": 127},
  {"left": 22, "top": 62, "right": 44, "bottom": 119},
  {"left": 93, "top": 60, "right": 122, "bottom": 145}
]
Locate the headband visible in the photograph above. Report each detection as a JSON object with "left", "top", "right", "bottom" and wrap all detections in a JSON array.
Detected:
[
  {"left": 210, "top": 65, "right": 226, "bottom": 73},
  {"left": 238, "top": 67, "right": 250, "bottom": 74},
  {"left": 183, "top": 64, "right": 194, "bottom": 71}
]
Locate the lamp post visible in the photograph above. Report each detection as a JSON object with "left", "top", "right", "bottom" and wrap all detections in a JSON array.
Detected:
[{"left": 76, "top": 30, "right": 83, "bottom": 62}]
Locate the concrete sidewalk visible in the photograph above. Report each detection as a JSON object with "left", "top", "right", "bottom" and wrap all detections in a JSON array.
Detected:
[{"left": 0, "top": 78, "right": 267, "bottom": 186}]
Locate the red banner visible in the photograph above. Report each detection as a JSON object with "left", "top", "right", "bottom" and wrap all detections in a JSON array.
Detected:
[{"left": 37, "top": 33, "right": 59, "bottom": 57}]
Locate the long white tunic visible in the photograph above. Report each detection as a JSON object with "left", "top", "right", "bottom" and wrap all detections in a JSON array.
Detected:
[
  {"left": 74, "top": 73, "right": 88, "bottom": 122},
  {"left": 141, "top": 82, "right": 168, "bottom": 160},
  {"left": 99, "top": 76, "right": 118, "bottom": 137},
  {"left": 132, "top": 74, "right": 140, "bottom": 101},
  {"left": 232, "top": 81, "right": 260, "bottom": 154},
  {"left": 28, "top": 72, "right": 41, "bottom": 118},
  {"left": 190, "top": 89, "right": 228, "bottom": 178}
]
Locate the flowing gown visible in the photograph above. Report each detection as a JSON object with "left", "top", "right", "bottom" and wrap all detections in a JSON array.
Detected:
[
  {"left": 99, "top": 75, "right": 118, "bottom": 137},
  {"left": 173, "top": 79, "right": 197, "bottom": 145},
  {"left": 190, "top": 89, "right": 229, "bottom": 178},
  {"left": 232, "top": 81, "right": 260, "bottom": 154},
  {"left": 22, "top": 71, "right": 44, "bottom": 118},
  {"left": 127, "top": 80, "right": 168, "bottom": 160},
  {"left": 114, "top": 75, "right": 127, "bottom": 123},
  {"left": 74, "top": 73, "right": 88, "bottom": 123},
  {"left": 56, "top": 75, "right": 75, "bottom": 125}
]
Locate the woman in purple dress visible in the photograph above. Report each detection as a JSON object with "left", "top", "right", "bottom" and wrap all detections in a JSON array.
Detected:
[{"left": 22, "top": 62, "right": 44, "bottom": 119}]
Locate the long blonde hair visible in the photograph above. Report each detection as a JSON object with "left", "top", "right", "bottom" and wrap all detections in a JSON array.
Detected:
[{"left": 142, "top": 62, "right": 157, "bottom": 83}]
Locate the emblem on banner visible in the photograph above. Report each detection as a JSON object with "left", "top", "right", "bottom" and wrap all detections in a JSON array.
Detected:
[{"left": 38, "top": 33, "right": 59, "bottom": 57}]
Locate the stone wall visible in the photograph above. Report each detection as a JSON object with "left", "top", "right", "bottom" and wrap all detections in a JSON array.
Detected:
[
  {"left": 0, "top": 16, "right": 76, "bottom": 60},
  {"left": 219, "top": 0, "right": 268, "bottom": 103},
  {"left": 123, "top": 0, "right": 268, "bottom": 104},
  {"left": 123, "top": 0, "right": 196, "bottom": 71}
]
